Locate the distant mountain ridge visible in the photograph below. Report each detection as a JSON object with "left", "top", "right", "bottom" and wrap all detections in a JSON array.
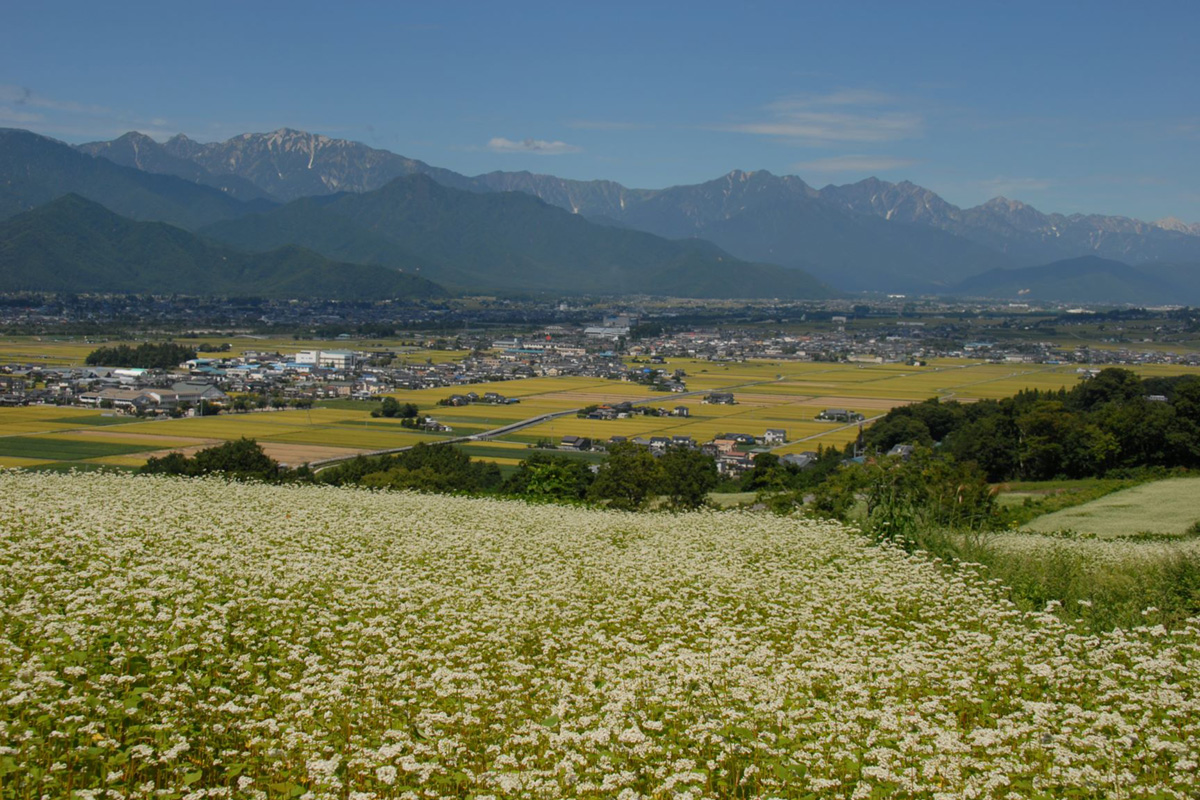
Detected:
[
  {"left": 76, "top": 132, "right": 275, "bottom": 202},
  {"left": 202, "top": 173, "right": 832, "bottom": 298},
  {"left": 161, "top": 128, "right": 476, "bottom": 199},
  {"left": 3, "top": 129, "right": 831, "bottom": 299},
  {"left": 820, "top": 181, "right": 1200, "bottom": 266},
  {"left": 74, "top": 127, "right": 1200, "bottom": 295},
  {"left": 5, "top": 125, "right": 1198, "bottom": 300},
  {"left": 0, "top": 193, "right": 445, "bottom": 299},
  {"left": 0, "top": 128, "right": 269, "bottom": 229},
  {"left": 953, "top": 255, "right": 1184, "bottom": 305}
]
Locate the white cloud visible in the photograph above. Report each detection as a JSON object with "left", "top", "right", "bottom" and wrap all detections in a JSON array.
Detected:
[
  {"left": 791, "top": 154, "right": 917, "bottom": 173},
  {"left": 487, "top": 136, "right": 582, "bottom": 155},
  {"left": 717, "top": 89, "right": 922, "bottom": 145}
]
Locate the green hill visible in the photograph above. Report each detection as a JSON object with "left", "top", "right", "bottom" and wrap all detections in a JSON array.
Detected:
[
  {"left": 953, "top": 255, "right": 1181, "bottom": 304},
  {"left": 203, "top": 174, "right": 831, "bottom": 298},
  {"left": 0, "top": 194, "right": 445, "bottom": 299}
]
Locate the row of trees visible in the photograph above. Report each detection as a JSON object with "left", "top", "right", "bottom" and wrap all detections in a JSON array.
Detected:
[
  {"left": 319, "top": 442, "right": 721, "bottom": 511},
  {"left": 84, "top": 342, "right": 195, "bottom": 369},
  {"left": 141, "top": 438, "right": 309, "bottom": 482},
  {"left": 319, "top": 444, "right": 503, "bottom": 494},
  {"left": 141, "top": 439, "right": 723, "bottom": 511},
  {"left": 372, "top": 397, "right": 419, "bottom": 419}
]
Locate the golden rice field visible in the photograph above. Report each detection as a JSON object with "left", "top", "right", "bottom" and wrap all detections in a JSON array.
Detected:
[
  {"left": 1, "top": 470, "right": 1197, "bottom": 799},
  {"left": 0, "top": 334, "right": 470, "bottom": 366},
  {"left": 501, "top": 360, "right": 1200, "bottom": 454},
  {"left": 0, "top": 407, "right": 453, "bottom": 468},
  {"left": 3, "top": 360, "right": 1199, "bottom": 469}
]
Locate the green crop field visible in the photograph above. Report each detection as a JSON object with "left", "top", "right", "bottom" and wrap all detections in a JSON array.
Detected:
[
  {"left": 1023, "top": 477, "right": 1200, "bottom": 538},
  {"left": 0, "top": 336, "right": 138, "bottom": 365},
  {"left": 0, "top": 434, "right": 159, "bottom": 461},
  {"left": 2, "top": 470, "right": 1198, "bottom": 799},
  {"left": 0, "top": 406, "right": 132, "bottom": 436}
]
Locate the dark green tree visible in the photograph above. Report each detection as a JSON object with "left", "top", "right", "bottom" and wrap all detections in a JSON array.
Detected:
[
  {"left": 503, "top": 452, "right": 595, "bottom": 502},
  {"left": 140, "top": 438, "right": 281, "bottom": 481},
  {"left": 587, "top": 443, "right": 665, "bottom": 510},
  {"left": 658, "top": 449, "right": 718, "bottom": 510},
  {"left": 85, "top": 342, "right": 196, "bottom": 369}
]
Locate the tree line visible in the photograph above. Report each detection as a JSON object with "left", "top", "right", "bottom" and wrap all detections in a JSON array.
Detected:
[
  {"left": 140, "top": 439, "right": 726, "bottom": 511},
  {"left": 861, "top": 368, "right": 1200, "bottom": 481},
  {"left": 84, "top": 342, "right": 196, "bottom": 369}
]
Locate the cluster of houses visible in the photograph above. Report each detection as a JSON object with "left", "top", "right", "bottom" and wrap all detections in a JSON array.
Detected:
[
  {"left": 438, "top": 390, "right": 519, "bottom": 407},
  {"left": 0, "top": 364, "right": 233, "bottom": 414},
  {"left": 77, "top": 382, "right": 230, "bottom": 415},
  {"left": 581, "top": 402, "right": 689, "bottom": 421},
  {"left": 557, "top": 427, "right": 793, "bottom": 476},
  {"left": 815, "top": 408, "right": 866, "bottom": 423}
]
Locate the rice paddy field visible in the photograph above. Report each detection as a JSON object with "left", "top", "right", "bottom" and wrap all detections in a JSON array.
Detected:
[
  {"left": 3, "top": 359, "right": 1199, "bottom": 469},
  {"left": 0, "top": 406, "right": 454, "bottom": 469},
  {"left": 0, "top": 335, "right": 469, "bottom": 366},
  {"left": 1, "top": 470, "right": 1198, "bottom": 799},
  {"left": 483, "top": 360, "right": 1105, "bottom": 454}
]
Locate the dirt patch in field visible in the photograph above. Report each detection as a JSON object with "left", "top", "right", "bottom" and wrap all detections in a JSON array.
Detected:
[{"left": 258, "top": 443, "right": 366, "bottom": 466}]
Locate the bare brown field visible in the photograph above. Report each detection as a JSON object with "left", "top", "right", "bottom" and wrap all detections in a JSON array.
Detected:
[
  {"left": 258, "top": 443, "right": 364, "bottom": 466},
  {"left": 120, "top": 441, "right": 363, "bottom": 467}
]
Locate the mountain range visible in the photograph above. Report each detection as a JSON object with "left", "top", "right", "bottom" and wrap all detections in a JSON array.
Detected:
[
  {"left": 0, "top": 194, "right": 445, "bottom": 299},
  {"left": 2, "top": 125, "right": 1199, "bottom": 302},
  {"left": 199, "top": 173, "right": 829, "bottom": 298},
  {"left": 3, "top": 128, "right": 825, "bottom": 300}
]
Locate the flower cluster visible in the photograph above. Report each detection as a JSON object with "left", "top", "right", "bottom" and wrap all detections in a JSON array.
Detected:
[{"left": 1, "top": 471, "right": 1197, "bottom": 799}]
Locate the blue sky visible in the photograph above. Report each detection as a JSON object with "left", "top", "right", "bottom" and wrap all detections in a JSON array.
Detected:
[{"left": 3, "top": 1, "right": 1198, "bottom": 222}]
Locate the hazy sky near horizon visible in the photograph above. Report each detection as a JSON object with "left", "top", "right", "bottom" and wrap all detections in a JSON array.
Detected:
[{"left": 3, "top": 1, "right": 1198, "bottom": 222}]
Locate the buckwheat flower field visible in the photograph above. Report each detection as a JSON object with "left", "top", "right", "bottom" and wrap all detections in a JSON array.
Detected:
[{"left": 2, "top": 472, "right": 1198, "bottom": 800}]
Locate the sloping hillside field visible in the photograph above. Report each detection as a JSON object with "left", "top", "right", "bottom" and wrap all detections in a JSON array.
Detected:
[
  {"left": 2, "top": 472, "right": 1198, "bottom": 798},
  {"left": 1023, "top": 477, "right": 1200, "bottom": 538}
]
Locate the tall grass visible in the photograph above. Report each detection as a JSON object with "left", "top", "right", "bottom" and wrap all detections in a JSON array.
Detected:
[{"left": 913, "top": 527, "right": 1200, "bottom": 632}]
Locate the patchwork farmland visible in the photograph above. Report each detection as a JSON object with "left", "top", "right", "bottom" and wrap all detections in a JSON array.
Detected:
[{"left": 2, "top": 358, "right": 1197, "bottom": 470}]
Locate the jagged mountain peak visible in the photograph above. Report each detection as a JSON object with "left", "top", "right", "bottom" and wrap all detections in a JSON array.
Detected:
[
  {"left": 816, "top": 175, "right": 959, "bottom": 226},
  {"left": 112, "top": 130, "right": 157, "bottom": 144},
  {"left": 980, "top": 196, "right": 1035, "bottom": 213},
  {"left": 144, "top": 128, "right": 476, "bottom": 200},
  {"left": 249, "top": 128, "right": 335, "bottom": 148},
  {"left": 1155, "top": 216, "right": 1200, "bottom": 235}
]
